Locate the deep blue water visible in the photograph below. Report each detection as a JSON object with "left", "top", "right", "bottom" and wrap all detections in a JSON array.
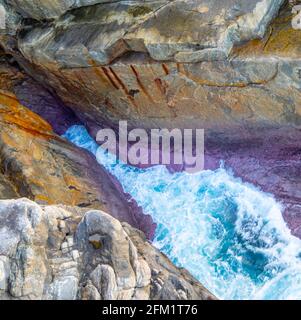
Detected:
[{"left": 63, "top": 125, "right": 301, "bottom": 300}]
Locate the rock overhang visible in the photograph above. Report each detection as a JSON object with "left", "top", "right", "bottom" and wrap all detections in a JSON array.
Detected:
[{"left": 16, "top": 0, "right": 285, "bottom": 67}]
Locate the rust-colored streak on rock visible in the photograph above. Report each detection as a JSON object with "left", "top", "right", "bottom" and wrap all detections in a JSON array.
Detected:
[
  {"left": 108, "top": 66, "right": 139, "bottom": 109},
  {"left": 176, "top": 62, "right": 186, "bottom": 76},
  {"left": 88, "top": 58, "right": 119, "bottom": 90},
  {"left": 3, "top": 120, "right": 59, "bottom": 140},
  {"left": 0, "top": 91, "right": 60, "bottom": 141},
  {"left": 179, "top": 74, "right": 249, "bottom": 88},
  {"left": 162, "top": 63, "right": 169, "bottom": 75},
  {"left": 130, "top": 65, "right": 154, "bottom": 103},
  {"left": 0, "top": 90, "right": 104, "bottom": 209},
  {"left": 100, "top": 67, "right": 120, "bottom": 90},
  {"left": 154, "top": 78, "right": 167, "bottom": 96},
  {"left": 108, "top": 67, "right": 129, "bottom": 94},
  {"left": 0, "top": 91, "right": 55, "bottom": 133},
  {"left": 0, "top": 90, "right": 20, "bottom": 102}
]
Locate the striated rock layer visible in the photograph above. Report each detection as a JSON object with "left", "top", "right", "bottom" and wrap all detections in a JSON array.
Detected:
[{"left": 0, "top": 198, "right": 215, "bottom": 300}]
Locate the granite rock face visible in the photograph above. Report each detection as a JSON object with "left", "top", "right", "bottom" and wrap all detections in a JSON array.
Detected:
[{"left": 0, "top": 198, "right": 215, "bottom": 300}]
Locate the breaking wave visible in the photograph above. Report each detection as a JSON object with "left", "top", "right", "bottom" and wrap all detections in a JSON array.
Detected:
[{"left": 64, "top": 125, "right": 301, "bottom": 300}]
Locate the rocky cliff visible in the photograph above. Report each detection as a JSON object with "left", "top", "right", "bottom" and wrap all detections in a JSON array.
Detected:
[
  {"left": 0, "top": 0, "right": 292, "bottom": 132},
  {"left": 0, "top": 198, "right": 215, "bottom": 300},
  {"left": 1, "top": 0, "right": 301, "bottom": 237},
  {"left": 0, "top": 58, "right": 155, "bottom": 238},
  {"left": 0, "top": 59, "right": 216, "bottom": 299},
  {"left": 0, "top": 48, "right": 215, "bottom": 300},
  {"left": 0, "top": 0, "right": 301, "bottom": 300}
]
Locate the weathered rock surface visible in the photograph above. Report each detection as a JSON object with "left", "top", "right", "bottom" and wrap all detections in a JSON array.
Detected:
[
  {"left": 1, "top": 0, "right": 299, "bottom": 134},
  {"left": 6, "top": 0, "right": 110, "bottom": 20},
  {"left": 0, "top": 89, "right": 99, "bottom": 207},
  {"left": 1, "top": 0, "right": 301, "bottom": 239},
  {"left": 0, "top": 0, "right": 20, "bottom": 36},
  {"left": 1, "top": 1, "right": 298, "bottom": 135},
  {"left": 0, "top": 172, "right": 17, "bottom": 199},
  {"left": 0, "top": 61, "right": 155, "bottom": 238},
  {"left": 14, "top": 77, "right": 81, "bottom": 135},
  {"left": 15, "top": 0, "right": 285, "bottom": 64},
  {"left": 0, "top": 198, "right": 215, "bottom": 300},
  {"left": 3, "top": 0, "right": 301, "bottom": 301}
]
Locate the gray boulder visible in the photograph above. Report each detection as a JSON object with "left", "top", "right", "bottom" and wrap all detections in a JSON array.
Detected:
[{"left": 0, "top": 198, "right": 216, "bottom": 300}]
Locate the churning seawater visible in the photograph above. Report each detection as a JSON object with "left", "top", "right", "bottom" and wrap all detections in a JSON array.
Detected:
[{"left": 63, "top": 125, "right": 301, "bottom": 300}]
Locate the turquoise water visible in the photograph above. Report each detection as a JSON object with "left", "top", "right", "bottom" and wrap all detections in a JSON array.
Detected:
[{"left": 64, "top": 125, "right": 301, "bottom": 300}]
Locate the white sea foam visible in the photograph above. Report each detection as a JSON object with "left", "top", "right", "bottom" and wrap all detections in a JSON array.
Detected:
[{"left": 63, "top": 125, "right": 301, "bottom": 300}]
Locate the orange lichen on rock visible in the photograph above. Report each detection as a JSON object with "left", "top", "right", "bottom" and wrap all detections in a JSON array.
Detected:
[
  {"left": 0, "top": 86, "right": 104, "bottom": 209},
  {"left": 0, "top": 89, "right": 54, "bottom": 138},
  {"left": 233, "top": 6, "right": 301, "bottom": 58}
]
